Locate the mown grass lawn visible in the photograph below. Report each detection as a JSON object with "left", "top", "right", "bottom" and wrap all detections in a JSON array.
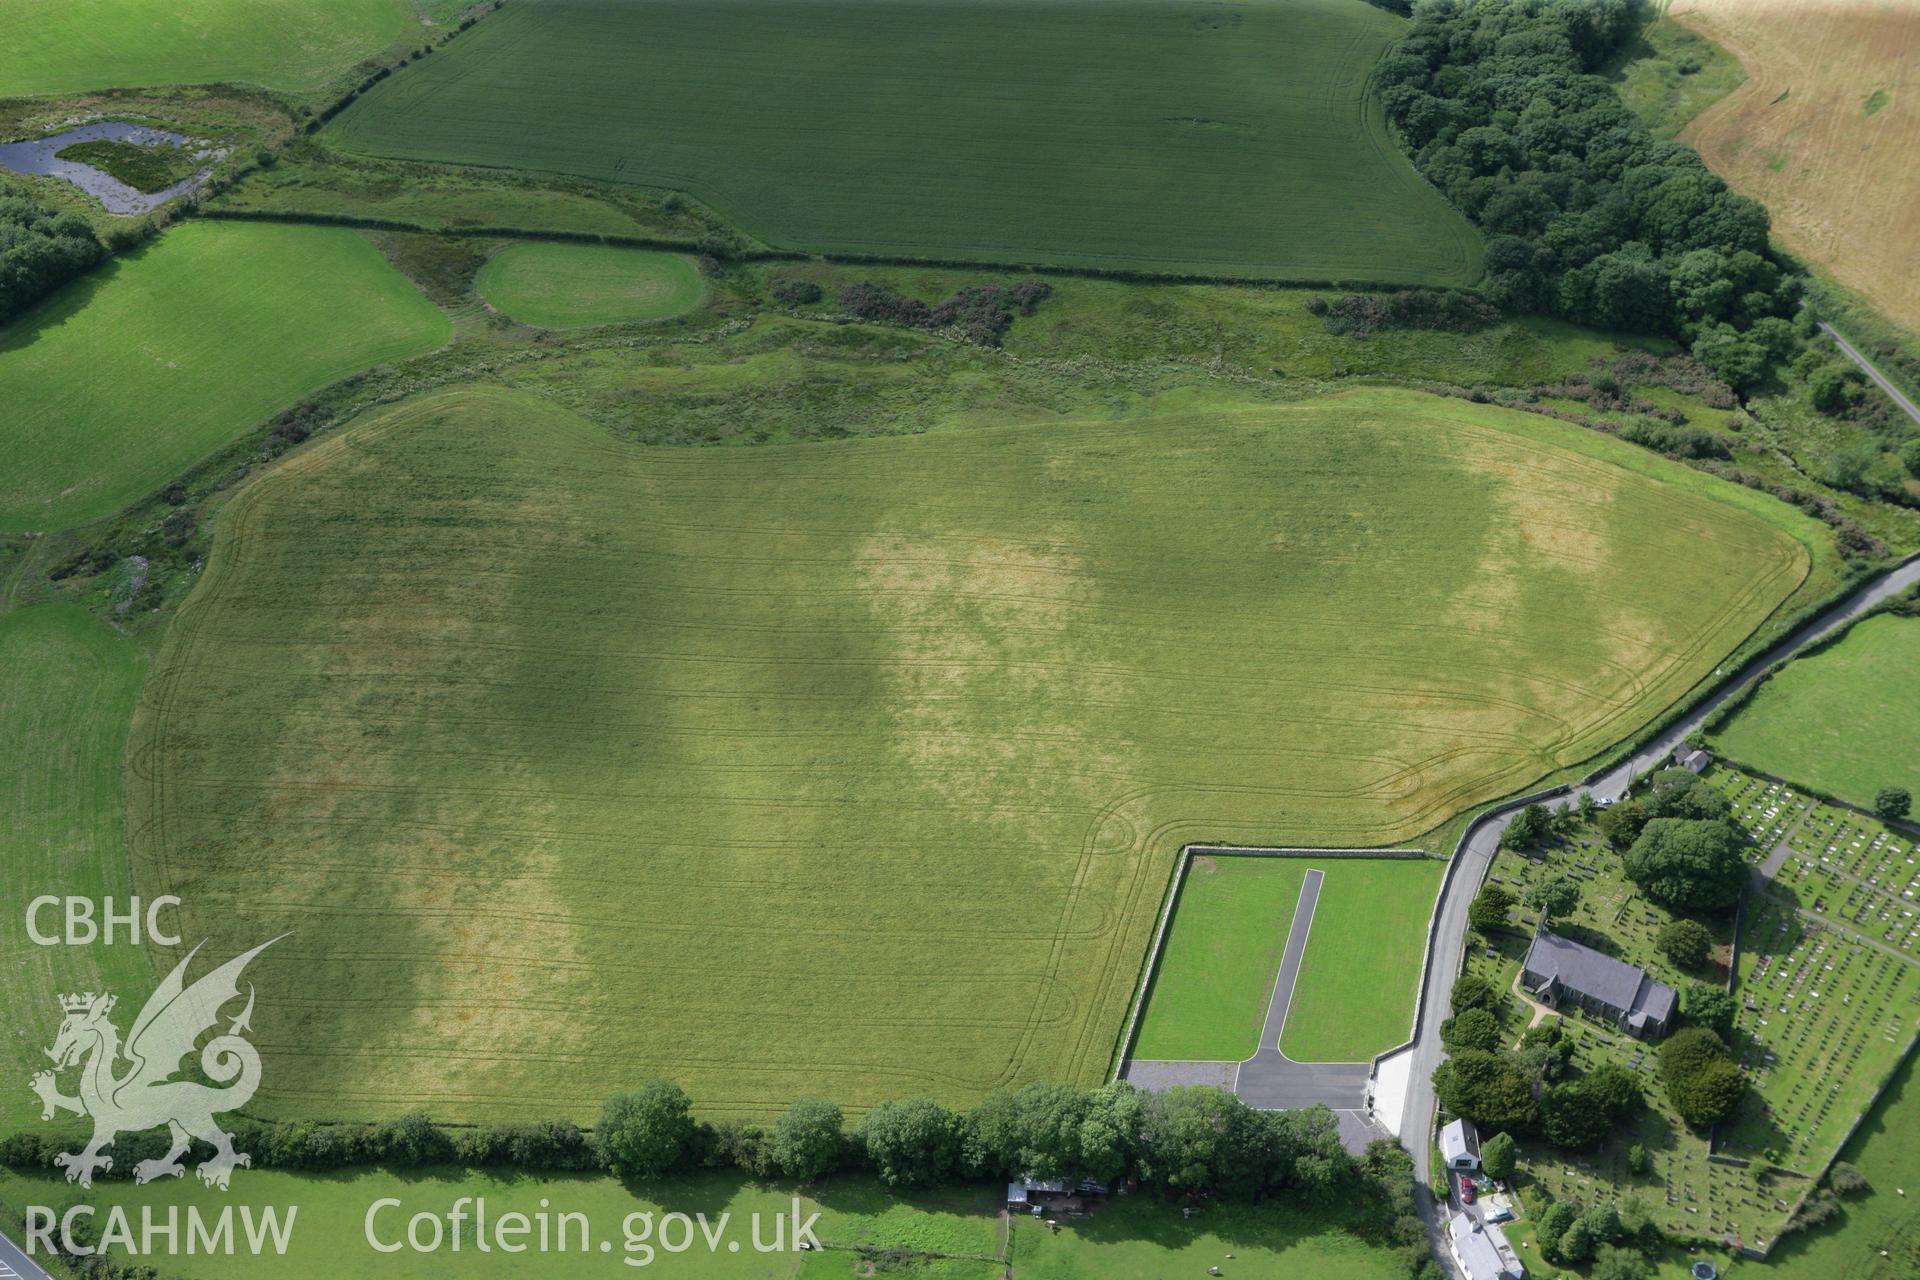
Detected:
[
  {"left": 1131, "top": 857, "right": 1314, "bottom": 1062},
  {"left": 0, "top": 0, "right": 411, "bottom": 96},
  {"left": 125, "top": 382, "right": 1813, "bottom": 1123},
  {"left": 476, "top": 243, "right": 704, "bottom": 328},
  {"left": 1130, "top": 856, "right": 1443, "bottom": 1064},
  {"left": 1709, "top": 613, "right": 1920, "bottom": 810},
  {"left": 327, "top": 0, "right": 1482, "bottom": 282},
  {"left": 1279, "top": 858, "right": 1446, "bottom": 1063},
  {"left": 0, "top": 605, "right": 152, "bottom": 1132},
  {"left": 0, "top": 221, "right": 449, "bottom": 532}
]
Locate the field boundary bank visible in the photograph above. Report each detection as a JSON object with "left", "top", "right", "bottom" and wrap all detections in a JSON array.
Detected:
[
  {"left": 195, "top": 207, "right": 1477, "bottom": 291},
  {"left": 1107, "top": 846, "right": 1429, "bottom": 1084}
]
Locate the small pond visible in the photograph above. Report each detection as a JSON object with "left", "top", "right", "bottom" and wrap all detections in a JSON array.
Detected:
[{"left": 0, "top": 120, "right": 219, "bottom": 215}]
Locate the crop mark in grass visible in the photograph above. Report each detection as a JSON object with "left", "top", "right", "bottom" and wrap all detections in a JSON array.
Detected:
[{"left": 129, "top": 384, "right": 1810, "bottom": 1121}]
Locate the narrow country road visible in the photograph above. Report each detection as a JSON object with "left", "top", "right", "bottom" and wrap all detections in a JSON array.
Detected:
[
  {"left": 1403, "top": 551, "right": 1920, "bottom": 1217},
  {"left": 0, "top": 1223, "right": 56, "bottom": 1280},
  {"left": 1820, "top": 322, "right": 1920, "bottom": 427}
]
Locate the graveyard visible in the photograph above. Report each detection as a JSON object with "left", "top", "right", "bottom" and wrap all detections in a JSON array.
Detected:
[{"left": 1459, "top": 763, "right": 1920, "bottom": 1255}]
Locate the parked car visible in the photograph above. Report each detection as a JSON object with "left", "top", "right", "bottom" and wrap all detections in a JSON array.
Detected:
[{"left": 1458, "top": 1174, "right": 1477, "bottom": 1204}]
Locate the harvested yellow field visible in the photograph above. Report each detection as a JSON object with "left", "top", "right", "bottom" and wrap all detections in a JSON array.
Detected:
[{"left": 1673, "top": 0, "right": 1920, "bottom": 332}]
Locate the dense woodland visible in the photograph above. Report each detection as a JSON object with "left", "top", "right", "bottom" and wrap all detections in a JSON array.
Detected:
[
  {"left": 0, "top": 182, "right": 104, "bottom": 324},
  {"left": 1377, "top": 0, "right": 1803, "bottom": 388}
]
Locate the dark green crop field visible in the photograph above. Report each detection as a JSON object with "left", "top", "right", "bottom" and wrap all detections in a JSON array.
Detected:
[{"left": 326, "top": 0, "right": 1483, "bottom": 282}]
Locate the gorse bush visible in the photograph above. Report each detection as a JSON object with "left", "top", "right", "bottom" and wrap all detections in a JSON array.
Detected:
[
  {"left": 838, "top": 278, "right": 1053, "bottom": 347},
  {"left": 1316, "top": 288, "right": 1501, "bottom": 336}
]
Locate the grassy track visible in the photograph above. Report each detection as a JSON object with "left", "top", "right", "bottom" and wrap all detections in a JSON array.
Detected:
[
  {"left": 128, "top": 383, "right": 1809, "bottom": 1121},
  {"left": 0, "top": 221, "right": 449, "bottom": 532},
  {"left": 0, "top": 605, "right": 150, "bottom": 1132},
  {"left": 1131, "top": 857, "right": 1443, "bottom": 1063},
  {"left": 0, "top": 0, "right": 411, "bottom": 96},
  {"left": 476, "top": 244, "right": 704, "bottom": 328},
  {"left": 1709, "top": 614, "right": 1920, "bottom": 809},
  {"left": 326, "top": 0, "right": 1482, "bottom": 282}
]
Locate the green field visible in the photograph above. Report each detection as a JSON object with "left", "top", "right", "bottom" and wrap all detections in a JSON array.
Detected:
[
  {"left": 326, "top": 0, "right": 1483, "bottom": 282},
  {"left": 1709, "top": 614, "right": 1920, "bottom": 809},
  {"left": 0, "top": 0, "right": 411, "bottom": 96},
  {"left": 1130, "top": 857, "right": 1443, "bottom": 1063},
  {"left": 0, "top": 220, "right": 449, "bottom": 532},
  {"left": 0, "top": 605, "right": 151, "bottom": 1131},
  {"left": 476, "top": 243, "right": 704, "bottom": 327},
  {"left": 0, "top": 1163, "right": 1406, "bottom": 1279},
  {"left": 0, "top": 1168, "right": 1006, "bottom": 1278},
  {"left": 1762, "top": 1051, "right": 1920, "bottom": 1280},
  {"left": 1007, "top": 1195, "right": 1403, "bottom": 1280},
  {"left": 124, "top": 381, "right": 1812, "bottom": 1122}
]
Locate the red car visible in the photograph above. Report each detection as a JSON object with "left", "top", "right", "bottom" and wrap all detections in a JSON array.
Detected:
[{"left": 1458, "top": 1174, "right": 1477, "bottom": 1204}]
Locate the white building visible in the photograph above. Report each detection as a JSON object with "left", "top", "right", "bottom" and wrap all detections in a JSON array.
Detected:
[
  {"left": 1441, "top": 1118, "right": 1481, "bottom": 1172},
  {"left": 1448, "top": 1212, "right": 1525, "bottom": 1280}
]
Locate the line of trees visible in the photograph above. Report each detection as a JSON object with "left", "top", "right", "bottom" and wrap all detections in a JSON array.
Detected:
[
  {"left": 1376, "top": 0, "right": 1804, "bottom": 389},
  {"left": 2, "top": 1078, "right": 1407, "bottom": 1214},
  {"left": 0, "top": 182, "right": 106, "bottom": 325}
]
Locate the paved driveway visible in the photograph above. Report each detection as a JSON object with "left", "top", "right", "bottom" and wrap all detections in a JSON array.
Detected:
[{"left": 1120, "top": 867, "right": 1385, "bottom": 1147}]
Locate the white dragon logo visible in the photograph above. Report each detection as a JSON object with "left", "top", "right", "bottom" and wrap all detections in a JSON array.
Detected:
[{"left": 30, "top": 937, "right": 281, "bottom": 1190}]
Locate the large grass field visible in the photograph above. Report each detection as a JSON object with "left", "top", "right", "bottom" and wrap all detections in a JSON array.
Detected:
[
  {"left": 0, "top": 1168, "right": 1007, "bottom": 1278},
  {"left": 0, "top": 221, "right": 449, "bottom": 533},
  {"left": 1130, "top": 856, "right": 1443, "bottom": 1063},
  {"left": 325, "top": 0, "right": 1482, "bottom": 282},
  {"left": 0, "top": 1164, "right": 1406, "bottom": 1278},
  {"left": 0, "top": 0, "right": 412, "bottom": 97},
  {"left": 1007, "top": 1195, "right": 1405, "bottom": 1280},
  {"left": 123, "top": 381, "right": 1813, "bottom": 1122},
  {"left": 0, "top": 605, "right": 151, "bottom": 1132},
  {"left": 1279, "top": 859, "right": 1445, "bottom": 1063},
  {"left": 476, "top": 243, "right": 704, "bottom": 328},
  {"left": 1709, "top": 614, "right": 1920, "bottom": 809}
]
